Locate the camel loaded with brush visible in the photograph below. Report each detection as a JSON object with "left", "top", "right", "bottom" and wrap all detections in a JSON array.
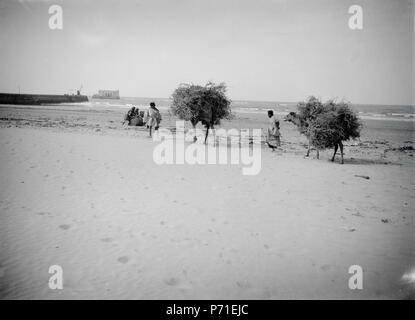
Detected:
[
  {"left": 170, "top": 82, "right": 233, "bottom": 144},
  {"left": 284, "top": 97, "right": 361, "bottom": 164}
]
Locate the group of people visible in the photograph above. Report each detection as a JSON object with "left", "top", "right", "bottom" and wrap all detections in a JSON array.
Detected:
[
  {"left": 123, "top": 106, "right": 143, "bottom": 125},
  {"left": 123, "top": 102, "right": 162, "bottom": 137},
  {"left": 124, "top": 103, "right": 280, "bottom": 148}
]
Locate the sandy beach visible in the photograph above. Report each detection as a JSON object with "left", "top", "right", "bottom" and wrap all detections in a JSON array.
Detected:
[{"left": 0, "top": 104, "right": 414, "bottom": 299}]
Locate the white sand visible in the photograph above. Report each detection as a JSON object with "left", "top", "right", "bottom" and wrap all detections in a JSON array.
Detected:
[{"left": 0, "top": 126, "right": 414, "bottom": 299}]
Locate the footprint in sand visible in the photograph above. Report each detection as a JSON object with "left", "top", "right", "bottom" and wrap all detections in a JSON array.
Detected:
[
  {"left": 352, "top": 212, "right": 364, "bottom": 217},
  {"left": 164, "top": 277, "right": 179, "bottom": 286},
  {"left": 342, "top": 226, "right": 356, "bottom": 232},
  {"left": 37, "top": 212, "right": 53, "bottom": 217},
  {"left": 59, "top": 224, "right": 71, "bottom": 230},
  {"left": 321, "top": 264, "right": 331, "bottom": 272},
  {"left": 117, "top": 256, "right": 129, "bottom": 264},
  {"left": 236, "top": 281, "right": 251, "bottom": 289}
]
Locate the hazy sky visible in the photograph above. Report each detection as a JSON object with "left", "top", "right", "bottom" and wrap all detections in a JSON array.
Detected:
[{"left": 0, "top": 0, "right": 413, "bottom": 105}]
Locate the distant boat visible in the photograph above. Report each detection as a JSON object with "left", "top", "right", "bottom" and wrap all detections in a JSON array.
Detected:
[{"left": 92, "top": 90, "right": 120, "bottom": 99}]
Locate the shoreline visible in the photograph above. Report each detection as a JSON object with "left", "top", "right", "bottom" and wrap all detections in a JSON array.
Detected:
[{"left": 2, "top": 103, "right": 414, "bottom": 123}]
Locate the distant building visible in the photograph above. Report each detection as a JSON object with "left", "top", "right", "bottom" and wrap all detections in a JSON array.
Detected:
[{"left": 92, "top": 90, "right": 120, "bottom": 99}]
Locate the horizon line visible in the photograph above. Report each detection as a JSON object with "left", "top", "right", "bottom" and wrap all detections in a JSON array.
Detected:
[
  {"left": 0, "top": 91, "right": 413, "bottom": 107},
  {"left": 118, "top": 95, "right": 415, "bottom": 108}
]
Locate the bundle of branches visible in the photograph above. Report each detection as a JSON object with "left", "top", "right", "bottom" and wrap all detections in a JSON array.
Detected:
[
  {"left": 295, "top": 96, "right": 327, "bottom": 136},
  {"left": 171, "top": 82, "right": 233, "bottom": 126},
  {"left": 297, "top": 96, "right": 327, "bottom": 121},
  {"left": 309, "top": 101, "right": 362, "bottom": 149},
  {"left": 333, "top": 101, "right": 361, "bottom": 140}
]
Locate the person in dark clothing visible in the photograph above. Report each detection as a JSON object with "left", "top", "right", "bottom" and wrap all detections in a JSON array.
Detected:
[{"left": 123, "top": 106, "right": 136, "bottom": 125}]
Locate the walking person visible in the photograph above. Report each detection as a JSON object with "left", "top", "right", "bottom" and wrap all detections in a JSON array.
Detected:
[
  {"left": 266, "top": 110, "right": 281, "bottom": 151},
  {"left": 143, "top": 102, "right": 162, "bottom": 137}
]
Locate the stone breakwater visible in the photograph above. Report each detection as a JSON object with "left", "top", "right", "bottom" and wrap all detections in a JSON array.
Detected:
[{"left": 0, "top": 93, "right": 88, "bottom": 105}]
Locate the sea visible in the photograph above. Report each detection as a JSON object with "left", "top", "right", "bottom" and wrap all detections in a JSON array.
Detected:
[{"left": 81, "top": 96, "right": 415, "bottom": 123}]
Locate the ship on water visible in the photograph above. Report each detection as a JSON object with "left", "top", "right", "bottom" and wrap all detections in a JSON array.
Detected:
[{"left": 92, "top": 89, "right": 120, "bottom": 99}]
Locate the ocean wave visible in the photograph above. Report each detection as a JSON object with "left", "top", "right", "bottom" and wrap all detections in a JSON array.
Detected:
[{"left": 233, "top": 108, "right": 414, "bottom": 121}]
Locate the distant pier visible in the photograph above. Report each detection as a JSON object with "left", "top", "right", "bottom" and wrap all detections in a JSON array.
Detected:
[{"left": 0, "top": 93, "right": 89, "bottom": 105}]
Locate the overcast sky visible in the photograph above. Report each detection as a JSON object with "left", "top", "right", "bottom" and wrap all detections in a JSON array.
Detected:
[{"left": 0, "top": 0, "right": 413, "bottom": 105}]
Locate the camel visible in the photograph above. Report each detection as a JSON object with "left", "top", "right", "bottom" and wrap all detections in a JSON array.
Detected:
[
  {"left": 170, "top": 83, "right": 232, "bottom": 144},
  {"left": 284, "top": 112, "right": 344, "bottom": 163},
  {"left": 190, "top": 104, "right": 216, "bottom": 144}
]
